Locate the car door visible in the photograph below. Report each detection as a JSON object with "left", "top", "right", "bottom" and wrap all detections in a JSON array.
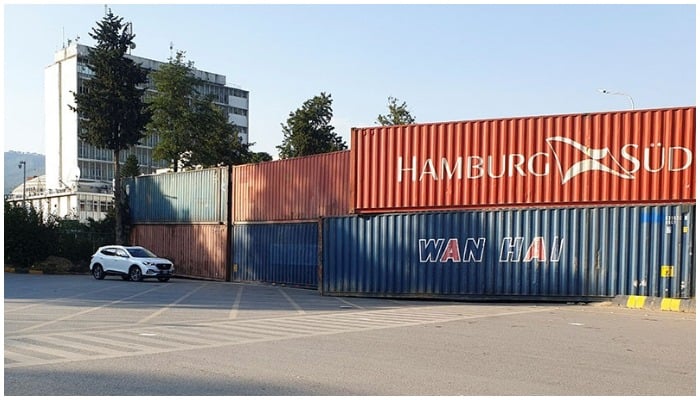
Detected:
[
  {"left": 113, "top": 248, "right": 131, "bottom": 274},
  {"left": 98, "top": 247, "right": 119, "bottom": 272}
]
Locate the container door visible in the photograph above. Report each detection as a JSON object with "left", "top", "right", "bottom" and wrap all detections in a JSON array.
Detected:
[
  {"left": 658, "top": 205, "right": 695, "bottom": 299},
  {"left": 677, "top": 205, "right": 695, "bottom": 299}
]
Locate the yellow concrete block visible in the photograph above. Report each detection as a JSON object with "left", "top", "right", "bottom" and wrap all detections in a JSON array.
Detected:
[
  {"left": 661, "top": 298, "right": 681, "bottom": 312},
  {"left": 627, "top": 295, "right": 646, "bottom": 309}
]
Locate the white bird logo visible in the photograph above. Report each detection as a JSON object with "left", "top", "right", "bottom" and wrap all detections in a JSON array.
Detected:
[{"left": 545, "top": 136, "right": 634, "bottom": 184}]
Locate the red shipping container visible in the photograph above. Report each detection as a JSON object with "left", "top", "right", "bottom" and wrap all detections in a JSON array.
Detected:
[
  {"left": 352, "top": 107, "right": 695, "bottom": 212},
  {"left": 130, "top": 224, "right": 228, "bottom": 281},
  {"left": 233, "top": 150, "right": 351, "bottom": 222}
]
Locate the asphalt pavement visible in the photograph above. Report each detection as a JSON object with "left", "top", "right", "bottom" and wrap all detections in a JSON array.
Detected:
[{"left": 4, "top": 273, "right": 696, "bottom": 396}]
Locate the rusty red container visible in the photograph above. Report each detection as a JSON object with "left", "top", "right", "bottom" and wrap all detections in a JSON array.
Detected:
[
  {"left": 130, "top": 224, "right": 228, "bottom": 281},
  {"left": 352, "top": 107, "right": 695, "bottom": 212},
  {"left": 233, "top": 150, "right": 351, "bottom": 222}
]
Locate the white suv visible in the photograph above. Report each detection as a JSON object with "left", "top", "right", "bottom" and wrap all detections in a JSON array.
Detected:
[{"left": 90, "top": 245, "right": 175, "bottom": 282}]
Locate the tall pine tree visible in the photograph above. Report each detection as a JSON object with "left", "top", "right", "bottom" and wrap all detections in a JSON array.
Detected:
[{"left": 70, "top": 11, "right": 149, "bottom": 244}]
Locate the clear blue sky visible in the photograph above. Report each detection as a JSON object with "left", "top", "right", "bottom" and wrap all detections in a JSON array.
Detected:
[{"left": 3, "top": 3, "right": 696, "bottom": 158}]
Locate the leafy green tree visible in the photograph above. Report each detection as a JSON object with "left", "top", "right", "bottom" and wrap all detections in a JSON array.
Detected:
[
  {"left": 277, "top": 92, "right": 347, "bottom": 159},
  {"left": 145, "top": 50, "right": 198, "bottom": 172},
  {"left": 4, "top": 203, "right": 57, "bottom": 270},
  {"left": 121, "top": 154, "right": 141, "bottom": 177},
  {"left": 187, "top": 95, "right": 252, "bottom": 168},
  {"left": 147, "top": 51, "right": 252, "bottom": 169},
  {"left": 70, "top": 11, "right": 149, "bottom": 244},
  {"left": 377, "top": 96, "right": 416, "bottom": 126},
  {"left": 249, "top": 151, "right": 273, "bottom": 163}
]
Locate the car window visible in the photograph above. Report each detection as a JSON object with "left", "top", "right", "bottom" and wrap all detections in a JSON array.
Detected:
[
  {"left": 100, "top": 248, "right": 116, "bottom": 256},
  {"left": 115, "top": 249, "right": 129, "bottom": 258},
  {"left": 126, "top": 248, "right": 157, "bottom": 258}
]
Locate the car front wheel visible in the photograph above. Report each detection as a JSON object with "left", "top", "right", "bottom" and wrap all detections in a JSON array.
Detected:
[
  {"left": 92, "top": 264, "right": 105, "bottom": 280},
  {"left": 129, "top": 266, "right": 143, "bottom": 282}
]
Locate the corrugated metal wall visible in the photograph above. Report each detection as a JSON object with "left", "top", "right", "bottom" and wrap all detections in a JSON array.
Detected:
[
  {"left": 232, "top": 151, "right": 350, "bottom": 222},
  {"left": 322, "top": 205, "right": 695, "bottom": 300},
  {"left": 231, "top": 222, "right": 319, "bottom": 288},
  {"left": 130, "top": 224, "right": 228, "bottom": 281},
  {"left": 123, "top": 107, "right": 695, "bottom": 298},
  {"left": 128, "top": 167, "right": 229, "bottom": 223},
  {"left": 352, "top": 107, "right": 695, "bottom": 212}
]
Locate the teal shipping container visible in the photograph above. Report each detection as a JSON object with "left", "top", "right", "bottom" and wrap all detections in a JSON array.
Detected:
[
  {"left": 321, "top": 205, "right": 695, "bottom": 300},
  {"left": 127, "top": 167, "right": 229, "bottom": 224},
  {"left": 232, "top": 222, "right": 319, "bottom": 288}
]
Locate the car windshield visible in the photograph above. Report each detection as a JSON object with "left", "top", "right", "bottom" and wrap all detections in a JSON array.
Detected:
[{"left": 126, "top": 248, "right": 158, "bottom": 258}]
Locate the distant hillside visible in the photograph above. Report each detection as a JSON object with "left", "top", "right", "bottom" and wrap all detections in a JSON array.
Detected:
[{"left": 4, "top": 151, "right": 45, "bottom": 195}]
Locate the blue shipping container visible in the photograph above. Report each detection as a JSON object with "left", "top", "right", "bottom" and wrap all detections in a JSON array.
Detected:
[
  {"left": 232, "top": 222, "right": 319, "bottom": 288},
  {"left": 127, "top": 167, "right": 229, "bottom": 223},
  {"left": 322, "top": 205, "right": 695, "bottom": 300}
]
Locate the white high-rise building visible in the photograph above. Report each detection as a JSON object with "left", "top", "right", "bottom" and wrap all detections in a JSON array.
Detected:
[{"left": 12, "top": 43, "right": 250, "bottom": 221}]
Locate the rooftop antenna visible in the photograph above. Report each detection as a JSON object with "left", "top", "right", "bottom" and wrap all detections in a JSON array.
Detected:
[{"left": 126, "top": 22, "right": 135, "bottom": 53}]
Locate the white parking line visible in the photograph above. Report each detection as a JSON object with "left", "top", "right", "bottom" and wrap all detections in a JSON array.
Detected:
[
  {"left": 278, "top": 287, "right": 306, "bottom": 314},
  {"left": 335, "top": 297, "right": 366, "bottom": 310},
  {"left": 229, "top": 286, "right": 244, "bottom": 320},
  {"left": 137, "top": 283, "right": 208, "bottom": 324},
  {"left": 4, "top": 349, "right": 48, "bottom": 366},
  {"left": 4, "top": 284, "right": 121, "bottom": 314},
  {"left": 12, "top": 284, "right": 171, "bottom": 334},
  {"left": 5, "top": 339, "right": 85, "bottom": 361},
  {"left": 5, "top": 305, "right": 557, "bottom": 369}
]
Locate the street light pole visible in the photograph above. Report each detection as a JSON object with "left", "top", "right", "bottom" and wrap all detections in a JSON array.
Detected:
[
  {"left": 18, "top": 161, "right": 26, "bottom": 207},
  {"left": 598, "top": 89, "right": 635, "bottom": 110}
]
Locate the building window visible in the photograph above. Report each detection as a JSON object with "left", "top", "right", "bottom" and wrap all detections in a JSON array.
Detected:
[{"left": 79, "top": 200, "right": 85, "bottom": 211}]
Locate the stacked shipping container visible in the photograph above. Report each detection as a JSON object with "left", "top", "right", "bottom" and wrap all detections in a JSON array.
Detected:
[
  {"left": 322, "top": 205, "right": 695, "bottom": 299},
  {"left": 230, "top": 151, "right": 350, "bottom": 287},
  {"left": 126, "top": 106, "right": 695, "bottom": 301},
  {"left": 128, "top": 167, "right": 230, "bottom": 280},
  {"left": 232, "top": 151, "right": 350, "bottom": 222},
  {"left": 351, "top": 107, "right": 695, "bottom": 212},
  {"left": 322, "top": 107, "right": 696, "bottom": 299}
]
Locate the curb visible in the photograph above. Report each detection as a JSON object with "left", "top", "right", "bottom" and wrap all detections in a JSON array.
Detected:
[
  {"left": 5, "top": 267, "right": 47, "bottom": 274},
  {"left": 4, "top": 267, "right": 87, "bottom": 275},
  {"left": 613, "top": 295, "right": 695, "bottom": 313}
]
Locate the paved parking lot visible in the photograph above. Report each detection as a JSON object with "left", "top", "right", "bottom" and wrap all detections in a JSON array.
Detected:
[{"left": 4, "top": 273, "right": 696, "bottom": 396}]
